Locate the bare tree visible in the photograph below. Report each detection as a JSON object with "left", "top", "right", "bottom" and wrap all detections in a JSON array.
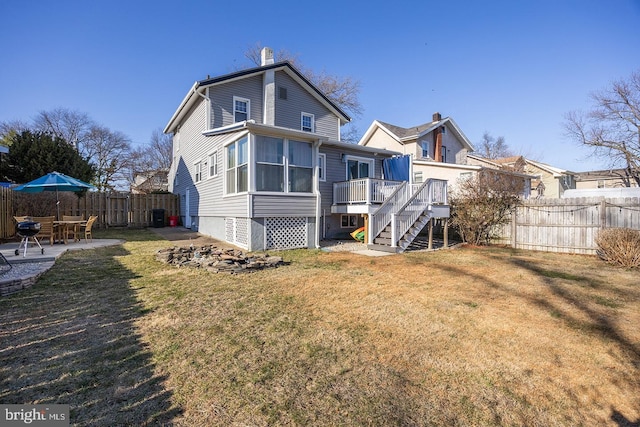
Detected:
[
  {"left": 84, "top": 125, "right": 131, "bottom": 191},
  {"left": 565, "top": 69, "right": 640, "bottom": 186},
  {"left": 147, "top": 128, "right": 173, "bottom": 170},
  {"left": 244, "top": 44, "right": 363, "bottom": 140},
  {"left": 478, "top": 131, "right": 511, "bottom": 159},
  {"left": 449, "top": 169, "right": 524, "bottom": 245},
  {"left": 33, "top": 108, "right": 94, "bottom": 151}
]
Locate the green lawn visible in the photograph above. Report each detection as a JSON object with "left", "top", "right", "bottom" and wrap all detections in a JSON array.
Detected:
[{"left": 1, "top": 228, "right": 638, "bottom": 426}]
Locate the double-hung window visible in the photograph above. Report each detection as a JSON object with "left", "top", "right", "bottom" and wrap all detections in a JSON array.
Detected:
[
  {"left": 233, "top": 97, "right": 249, "bottom": 122},
  {"left": 318, "top": 153, "right": 326, "bottom": 182},
  {"left": 421, "top": 141, "right": 430, "bottom": 158},
  {"left": 208, "top": 151, "right": 218, "bottom": 178},
  {"left": 194, "top": 160, "right": 202, "bottom": 183},
  {"left": 301, "top": 112, "right": 314, "bottom": 132},
  {"left": 225, "top": 136, "right": 248, "bottom": 194}
]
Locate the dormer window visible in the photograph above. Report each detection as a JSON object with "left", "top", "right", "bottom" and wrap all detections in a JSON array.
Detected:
[
  {"left": 234, "top": 97, "right": 250, "bottom": 122},
  {"left": 301, "top": 112, "right": 314, "bottom": 132}
]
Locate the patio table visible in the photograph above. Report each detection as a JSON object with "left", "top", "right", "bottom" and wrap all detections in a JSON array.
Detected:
[{"left": 54, "top": 220, "right": 86, "bottom": 244}]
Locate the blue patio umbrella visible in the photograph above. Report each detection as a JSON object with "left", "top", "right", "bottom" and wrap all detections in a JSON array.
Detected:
[{"left": 13, "top": 171, "right": 96, "bottom": 219}]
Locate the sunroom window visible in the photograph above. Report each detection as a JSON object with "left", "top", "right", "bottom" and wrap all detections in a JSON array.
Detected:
[
  {"left": 288, "top": 140, "right": 313, "bottom": 192},
  {"left": 226, "top": 136, "right": 248, "bottom": 194},
  {"left": 255, "top": 135, "right": 313, "bottom": 193},
  {"left": 255, "top": 136, "right": 284, "bottom": 192}
]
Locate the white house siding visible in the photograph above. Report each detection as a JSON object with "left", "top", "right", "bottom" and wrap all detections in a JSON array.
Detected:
[
  {"left": 209, "top": 75, "right": 263, "bottom": 129},
  {"left": 251, "top": 194, "right": 316, "bottom": 217},
  {"left": 274, "top": 71, "right": 339, "bottom": 140},
  {"left": 169, "top": 99, "right": 209, "bottom": 225},
  {"left": 413, "top": 161, "right": 479, "bottom": 192}
]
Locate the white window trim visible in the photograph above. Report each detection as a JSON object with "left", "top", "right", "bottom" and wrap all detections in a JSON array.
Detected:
[
  {"left": 193, "top": 158, "right": 203, "bottom": 183},
  {"left": 301, "top": 112, "right": 315, "bottom": 132},
  {"left": 207, "top": 150, "right": 218, "bottom": 179},
  {"left": 233, "top": 96, "right": 250, "bottom": 123},
  {"left": 318, "top": 153, "right": 326, "bottom": 182}
]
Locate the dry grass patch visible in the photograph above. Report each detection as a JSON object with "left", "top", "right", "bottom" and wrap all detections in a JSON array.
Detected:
[{"left": 1, "top": 230, "right": 639, "bottom": 426}]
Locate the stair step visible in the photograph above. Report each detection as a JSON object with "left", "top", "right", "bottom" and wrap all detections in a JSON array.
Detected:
[
  {"left": 366, "top": 244, "right": 399, "bottom": 253},
  {"left": 374, "top": 237, "right": 392, "bottom": 245}
]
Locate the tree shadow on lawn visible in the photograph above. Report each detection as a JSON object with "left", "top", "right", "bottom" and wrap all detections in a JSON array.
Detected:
[
  {"left": 432, "top": 252, "right": 640, "bottom": 424},
  {"left": 0, "top": 245, "right": 182, "bottom": 426}
]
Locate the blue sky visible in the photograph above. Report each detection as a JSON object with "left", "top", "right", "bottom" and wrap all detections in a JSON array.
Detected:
[{"left": 1, "top": 0, "right": 638, "bottom": 172}]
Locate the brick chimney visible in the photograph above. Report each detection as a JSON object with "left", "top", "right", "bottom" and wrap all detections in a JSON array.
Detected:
[
  {"left": 433, "top": 112, "right": 443, "bottom": 161},
  {"left": 261, "top": 47, "right": 274, "bottom": 66}
]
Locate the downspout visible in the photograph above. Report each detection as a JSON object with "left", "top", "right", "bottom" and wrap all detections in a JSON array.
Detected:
[{"left": 314, "top": 139, "right": 322, "bottom": 248}]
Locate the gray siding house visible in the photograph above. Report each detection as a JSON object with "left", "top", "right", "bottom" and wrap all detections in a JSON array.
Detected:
[{"left": 165, "top": 48, "right": 449, "bottom": 252}]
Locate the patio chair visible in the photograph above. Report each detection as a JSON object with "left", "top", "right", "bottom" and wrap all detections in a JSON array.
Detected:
[
  {"left": 79, "top": 215, "right": 98, "bottom": 243},
  {"left": 30, "top": 216, "right": 56, "bottom": 246}
]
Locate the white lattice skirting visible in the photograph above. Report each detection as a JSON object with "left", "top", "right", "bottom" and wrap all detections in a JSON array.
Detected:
[
  {"left": 225, "top": 217, "right": 248, "bottom": 248},
  {"left": 265, "top": 217, "right": 308, "bottom": 249}
]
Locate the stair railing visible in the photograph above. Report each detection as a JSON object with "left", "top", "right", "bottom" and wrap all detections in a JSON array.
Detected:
[
  {"left": 368, "top": 182, "right": 409, "bottom": 244},
  {"left": 391, "top": 179, "right": 448, "bottom": 247}
]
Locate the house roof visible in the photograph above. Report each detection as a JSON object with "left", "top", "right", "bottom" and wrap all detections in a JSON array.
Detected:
[
  {"left": 469, "top": 154, "right": 575, "bottom": 177},
  {"left": 164, "top": 61, "right": 351, "bottom": 134},
  {"left": 574, "top": 168, "right": 632, "bottom": 180},
  {"left": 359, "top": 116, "right": 475, "bottom": 152}
]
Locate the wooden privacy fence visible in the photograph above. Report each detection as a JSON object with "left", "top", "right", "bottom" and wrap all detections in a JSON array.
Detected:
[
  {"left": 495, "top": 197, "right": 640, "bottom": 254},
  {"left": 2, "top": 191, "right": 179, "bottom": 239},
  {"left": 0, "top": 187, "right": 13, "bottom": 240}
]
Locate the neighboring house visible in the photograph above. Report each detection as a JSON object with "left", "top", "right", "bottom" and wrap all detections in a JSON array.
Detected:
[
  {"left": 164, "top": 48, "right": 448, "bottom": 252},
  {"left": 359, "top": 114, "right": 532, "bottom": 197},
  {"left": 467, "top": 155, "right": 575, "bottom": 198},
  {"left": 359, "top": 113, "right": 477, "bottom": 185},
  {"left": 131, "top": 169, "right": 169, "bottom": 194},
  {"left": 575, "top": 168, "right": 639, "bottom": 190}
]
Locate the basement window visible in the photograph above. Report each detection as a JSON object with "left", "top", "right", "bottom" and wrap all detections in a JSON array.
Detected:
[{"left": 341, "top": 214, "right": 358, "bottom": 228}]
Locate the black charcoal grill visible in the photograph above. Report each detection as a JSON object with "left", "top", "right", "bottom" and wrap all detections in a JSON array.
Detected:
[{"left": 15, "top": 221, "right": 44, "bottom": 257}]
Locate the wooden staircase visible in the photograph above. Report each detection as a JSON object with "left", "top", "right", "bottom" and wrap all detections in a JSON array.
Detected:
[{"left": 367, "top": 179, "right": 449, "bottom": 253}]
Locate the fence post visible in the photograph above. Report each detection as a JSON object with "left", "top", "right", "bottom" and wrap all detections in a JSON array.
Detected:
[
  {"left": 600, "top": 198, "right": 607, "bottom": 229},
  {"left": 511, "top": 206, "right": 518, "bottom": 249}
]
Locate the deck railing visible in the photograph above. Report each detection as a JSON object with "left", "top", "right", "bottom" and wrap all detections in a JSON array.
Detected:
[{"left": 332, "top": 178, "right": 402, "bottom": 205}]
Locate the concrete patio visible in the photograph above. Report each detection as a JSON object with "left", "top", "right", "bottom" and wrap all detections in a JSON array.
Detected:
[{"left": 0, "top": 237, "right": 124, "bottom": 296}]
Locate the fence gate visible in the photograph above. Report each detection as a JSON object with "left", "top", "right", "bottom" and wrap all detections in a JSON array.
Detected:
[{"left": 105, "top": 193, "right": 129, "bottom": 227}]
